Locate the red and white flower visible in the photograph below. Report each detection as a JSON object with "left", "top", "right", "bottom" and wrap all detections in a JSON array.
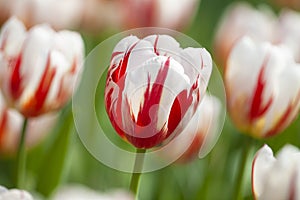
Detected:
[
  {"left": 225, "top": 36, "right": 300, "bottom": 138},
  {"left": 105, "top": 34, "right": 212, "bottom": 149},
  {"left": 252, "top": 144, "right": 300, "bottom": 200},
  {"left": 0, "top": 17, "right": 84, "bottom": 117},
  {"left": 161, "top": 94, "right": 222, "bottom": 163}
]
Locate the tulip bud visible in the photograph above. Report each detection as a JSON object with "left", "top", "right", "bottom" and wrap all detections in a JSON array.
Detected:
[
  {"left": 105, "top": 34, "right": 212, "bottom": 149},
  {"left": 252, "top": 144, "right": 300, "bottom": 200},
  {"left": 225, "top": 36, "right": 300, "bottom": 138},
  {"left": 0, "top": 186, "right": 33, "bottom": 200},
  {"left": 0, "top": 17, "right": 84, "bottom": 117}
]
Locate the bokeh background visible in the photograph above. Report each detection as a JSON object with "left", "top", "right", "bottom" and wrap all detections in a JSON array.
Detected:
[{"left": 0, "top": 0, "right": 299, "bottom": 199}]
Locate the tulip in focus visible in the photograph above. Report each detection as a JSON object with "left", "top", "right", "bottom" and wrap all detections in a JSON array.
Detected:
[
  {"left": 0, "top": 186, "right": 33, "bottom": 200},
  {"left": 0, "top": 93, "right": 57, "bottom": 155},
  {"left": 252, "top": 144, "right": 300, "bottom": 200},
  {"left": 161, "top": 94, "right": 222, "bottom": 163},
  {"left": 225, "top": 37, "right": 300, "bottom": 138},
  {"left": 105, "top": 34, "right": 212, "bottom": 149},
  {"left": 213, "top": 2, "right": 276, "bottom": 69},
  {"left": 0, "top": 17, "right": 84, "bottom": 117}
]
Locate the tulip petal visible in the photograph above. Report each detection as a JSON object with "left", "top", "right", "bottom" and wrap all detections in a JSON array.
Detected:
[
  {"left": 252, "top": 144, "right": 276, "bottom": 199},
  {"left": 253, "top": 145, "right": 300, "bottom": 200},
  {"left": 144, "top": 35, "right": 181, "bottom": 57},
  {"left": 0, "top": 17, "right": 26, "bottom": 58}
]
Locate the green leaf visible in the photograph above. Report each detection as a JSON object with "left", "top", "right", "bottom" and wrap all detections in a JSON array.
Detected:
[{"left": 35, "top": 104, "right": 74, "bottom": 197}]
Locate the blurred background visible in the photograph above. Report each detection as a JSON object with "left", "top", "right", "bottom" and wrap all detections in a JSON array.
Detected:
[{"left": 0, "top": 0, "right": 299, "bottom": 199}]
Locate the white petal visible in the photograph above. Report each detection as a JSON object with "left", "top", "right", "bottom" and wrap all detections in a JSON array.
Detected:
[
  {"left": 277, "top": 9, "right": 300, "bottom": 62},
  {"left": 18, "top": 25, "right": 54, "bottom": 106},
  {"left": 180, "top": 47, "right": 212, "bottom": 88},
  {"left": 143, "top": 35, "right": 181, "bottom": 57},
  {"left": 126, "top": 39, "right": 157, "bottom": 73},
  {"left": 252, "top": 144, "right": 276, "bottom": 199},
  {"left": 0, "top": 17, "right": 26, "bottom": 58},
  {"left": 0, "top": 189, "right": 33, "bottom": 200},
  {"left": 198, "top": 94, "right": 222, "bottom": 158}
]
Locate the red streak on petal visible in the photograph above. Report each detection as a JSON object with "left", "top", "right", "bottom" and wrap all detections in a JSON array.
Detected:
[
  {"left": 154, "top": 35, "right": 159, "bottom": 55},
  {"left": 136, "top": 57, "right": 170, "bottom": 127},
  {"left": 0, "top": 111, "right": 8, "bottom": 147},
  {"left": 111, "top": 42, "right": 137, "bottom": 83},
  {"left": 23, "top": 54, "right": 56, "bottom": 116},
  {"left": 167, "top": 89, "right": 193, "bottom": 137},
  {"left": 289, "top": 171, "right": 297, "bottom": 200},
  {"left": 10, "top": 54, "right": 24, "bottom": 100},
  {"left": 111, "top": 51, "right": 123, "bottom": 62},
  {"left": 249, "top": 56, "right": 273, "bottom": 122},
  {"left": 266, "top": 91, "right": 300, "bottom": 137}
]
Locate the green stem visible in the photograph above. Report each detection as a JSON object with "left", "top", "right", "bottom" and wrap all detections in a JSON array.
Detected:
[
  {"left": 233, "top": 136, "right": 253, "bottom": 200},
  {"left": 129, "top": 148, "right": 146, "bottom": 197},
  {"left": 16, "top": 118, "right": 28, "bottom": 189}
]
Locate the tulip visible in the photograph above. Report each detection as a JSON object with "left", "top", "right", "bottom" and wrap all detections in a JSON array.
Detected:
[
  {"left": 276, "top": 9, "right": 300, "bottom": 63},
  {"left": 225, "top": 36, "right": 300, "bottom": 138},
  {"left": 105, "top": 34, "right": 212, "bottom": 149},
  {"left": 0, "top": 17, "right": 84, "bottom": 117},
  {"left": 0, "top": 92, "right": 57, "bottom": 155},
  {"left": 160, "top": 94, "right": 222, "bottom": 163},
  {"left": 252, "top": 144, "right": 300, "bottom": 200},
  {"left": 213, "top": 2, "right": 276, "bottom": 69},
  {"left": 0, "top": 186, "right": 33, "bottom": 200}
]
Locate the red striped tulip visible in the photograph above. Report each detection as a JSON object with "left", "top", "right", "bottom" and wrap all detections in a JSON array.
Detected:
[
  {"left": 252, "top": 144, "right": 300, "bottom": 200},
  {"left": 105, "top": 35, "right": 212, "bottom": 149},
  {"left": 0, "top": 93, "right": 57, "bottom": 155},
  {"left": 0, "top": 17, "right": 84, "bottom": 117},
  {"left": 225, "top": 36, "right": 300, "bottom": 138}
]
